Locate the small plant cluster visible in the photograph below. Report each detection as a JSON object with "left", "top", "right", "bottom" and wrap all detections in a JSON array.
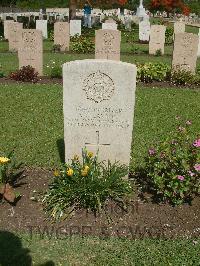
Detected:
[
  {"left": 170, "top": 67, "right": 200, "bottom": 86},
  {"left": 43, "top": 149, "right": 132, "bottom": 220},
  {"left": 9, "top": 65, "right": 39, "bottom": 82},
  {"left": 0, "top": 63, "right": 4, "bottom": 78},
  {"left": 0, "top": 151, "right": 21, "bottom": 204},
  {"left": 165, "top": 27, "right": 174, "bottom": 45},
  {"left": 46, "top": 60, "right": 62, "bottom": 78},
  {"left": 71, "top": 34, "right": 95, "bottom": 54},
  {"left": 137, "top": 62, "right": 170, "bottom": 83},
  {"left": 144, "top": 119, "right": 200, "bottom": 205},
  {"left": 52, "top": 44, "right": 61, "bottom": 53}
]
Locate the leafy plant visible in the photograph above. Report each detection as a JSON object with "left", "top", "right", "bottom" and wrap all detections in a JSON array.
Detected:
[
  {"left": 0, "top": 151, "right": 22, "bottom": 203},
  {"left": 165, "top": 27, "right": 174, "bottom": 45},
  {"left": 43, "top": 149, "right": 132, "bottom": 220},
  {"left": 50, "top": 65, "right": 62, "bottom": 78},
  {"left": 9, "top": 65, "right": 39, "bottom": 82},
  {"left": 137, "top": 62, "right": 170, "bottom": 83},
  {"left": 170, "top": 67, "right": 195, "bottom": 86},
  {"left": 52, "top": 44, "right": 61, "bottom": 53},
  {"left": 144, "top": 119, "right": 200, "bottom": 205},
  {"left": 155, "top": 49, "right": 162, "bottom": 56},
  {"left": 71, "top": 35, "right": 95, "bottom": 54}
]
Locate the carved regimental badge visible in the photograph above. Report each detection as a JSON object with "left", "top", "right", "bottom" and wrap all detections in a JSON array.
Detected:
[{"left": 83, "top": 71, "right": 115, "bottom": 103}]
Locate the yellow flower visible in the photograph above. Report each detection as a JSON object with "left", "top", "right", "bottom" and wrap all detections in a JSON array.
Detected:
[
  {"left": 73, "top": 154, "right": 79, "bottom": 161},
  {"left": 84, "top": 165, "right": 90, "bottom": 171},
  {"left": 81, "top": 169, "right": 88, "bottom": 177},
  {"left": 54, "top": 169, "right": 60, "bottom": 177},
  {"left": 67, "top": 168, "right": 74, "bottom": 176},
  {"left": 0, "top": 157, "right": 10, "bottom": 165},
  {"left": 81, "top": 165, "right": 90, "bottom": 176},
  {"left": 87, "top": 151, "right": 93, "bottom": 158}
]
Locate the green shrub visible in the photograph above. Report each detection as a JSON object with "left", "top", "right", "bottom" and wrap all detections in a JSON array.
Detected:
[
  {"left": 43, "top": 149, "right": 132, "bottom": 220},
  {"left": 9, "top": 65, "right": 39, "bottom": 82},
  {"left": 170, "top": 67, "right": 195, "bottom": 86},
  {"left": 137, "top": 62, "right": 170, "bottom": 83},
  {"left": 144, "top": 119, "right": 200, "bottom": 205},
  {"left": 71, "top": 35, "right": 95, "bottom": 54},
  {"left": 50, "top": 65, "right": 62, "bottom": 78},
  {"left": 165, "top": 27, "right": 174, "bottom": 45},
  {"left": 52, "top": 44, "right": 61, "bottom": 53},
  {"left": 49, "top": 30, "right": 54, "bottom": 41},
  {"left": 155, "top": 49, "right": 162, "bottom": 56}
]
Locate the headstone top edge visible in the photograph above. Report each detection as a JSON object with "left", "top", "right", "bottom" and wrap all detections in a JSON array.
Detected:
[{"left": 63, "top": 59, "right": 137, "bottom": 69}]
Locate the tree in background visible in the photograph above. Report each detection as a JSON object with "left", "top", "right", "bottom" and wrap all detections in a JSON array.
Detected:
[{"left": 149, "top": 0, "right": 190, "bottom": 16}]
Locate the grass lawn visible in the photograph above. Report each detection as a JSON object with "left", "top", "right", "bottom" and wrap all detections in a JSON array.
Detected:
[
  {"left": 0, "top": 232, "right": 200, "bottom": 266},
  {"left": 0, "top": 84, "right": 199, "bottom": 168}
]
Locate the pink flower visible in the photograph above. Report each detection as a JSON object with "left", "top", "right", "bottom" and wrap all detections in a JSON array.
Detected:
[
  {"left": 194, "top": 164, "right": 200, "bottom": 172},
  {"left": 186, "top": 120, "right": 192, "bottom": 125},
  {"left": 177, "top": 175, "right": 185, "bottom": 181},
  {"left": 148, "top": 148, "right": 156, "bottom": 156},
  {"left": 188, "top": 171, "right": 195, "bottom": 177},
  {"left": 193, "top": 139, "right": 200, "bottom": 148}
]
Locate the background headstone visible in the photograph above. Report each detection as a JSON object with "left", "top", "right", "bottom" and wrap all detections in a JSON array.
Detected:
[
  {"left": 149, "top": 25, "right": 166, "bottom": 55},
  {"left": 36, "top": 20, "right": 48, "bottom": 39},
  {"left": 95, "top": 29, "right": 121, "bottom": 61},
  {"left": 172, "top": 32, "right": 199, "bottom": 73},
  {"left": 63, "top": 59, "right": 137, "bottom": 169},
  {"left": 18, "top": 29, "right": 43, "bottom": 75},
  {"left": 139, "top": 20, "right": 150, "bottom": 42},
  {"left": 8, "top": 22, "right": 23, "bottom": 51},
  {"left": 4, "top": 20, "right": 14, "bottom": 39},
  {"left": 70, "top": 20, "right": 81, "bottom": 36},
  {"left": 102, "top": 21, "right": 117, "bottom": 30},
  {"left": 174, "top": 21, "right": 185, "bottom": 35},
  {"left": 197, "top": 28, "right": 200, "bottom": 57},
  {"left": 54, "top": 22, "right": 70, "bottom": 51}
]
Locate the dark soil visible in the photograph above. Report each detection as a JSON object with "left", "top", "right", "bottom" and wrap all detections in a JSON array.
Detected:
[
  {"left": 0, "top": 77, "right": 62, "bottom": 85},
  {"left": 0, "top": 77, "right": 199, "bottom": 89},
  {"left": 0, "top": 168, "right": 200, "bottom": 240}
]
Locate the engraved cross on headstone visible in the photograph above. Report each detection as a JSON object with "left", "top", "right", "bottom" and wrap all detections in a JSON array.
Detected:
[{"left": 85, "top": 131, "right": 110, "bottom": 152}]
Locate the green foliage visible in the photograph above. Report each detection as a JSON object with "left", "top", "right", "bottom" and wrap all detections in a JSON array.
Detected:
[
  {"left": 9, "top": 65, "right": 39, "bottom": 82},
  {"left": 155, "top": 49, "right": 162, "bottom": 56},
  {"left": 170, "top": 67, "right": 195, "bottom": 86},
  {"left": 50, "top": 65, "right": 62, "bottom": 78},
  {"left": 137, "top": 62, "right": 170, "bottom": 83},
  {"left": 165, "top": 27, "right": 174, "bottom": 45},
  {"left": 71, "top": 35, "right": 95, "bottom": 54},
  {"left": 144, "top": 119, "right": 200, "bottom": 205},
  {"left": 49, "top": 30, "right": 54, "bottom": 41},
  {"left": 43, "top": 149, "right": 132, "bottom": 220},
  {"left": 52, "top": 44, "right": 61, "bottom": 53}
]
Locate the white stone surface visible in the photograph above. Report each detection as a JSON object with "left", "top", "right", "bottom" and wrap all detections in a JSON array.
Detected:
[
  {"left": 63, "top": 59, "right": 137, "bottom": 170},
  {"left": 70, "top": 20, "right": 81, "bottom": 36},
  {"left": 149, "top": 25, "right": 166, "bottom": 55},
  {"left": 36, "top": 20, "right": 48, "bottom": 38},
  {"left": 172, "top": 32, "right": 199, "bottom": 73},
  {"left": 102, "top": 22, "right": 117, "bottom": 30},
  {"left": 197, "top": 29, "right": 200, "bottom": 57},
  {"left": 4, "top": 20, "right": 14, "bottom": 39},
  {"left": 174, "top": 21, "right": 185, "bottom": 35},
  {"left": 139, "top": 20, "right": 150, "bottom": 41}
]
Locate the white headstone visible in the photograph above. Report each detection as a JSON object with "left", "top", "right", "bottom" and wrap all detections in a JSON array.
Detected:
[
  {"left": 4, "top": 20, "right": 14, "bottom": 39},
  {"left": 139, "top": 20, "right": 150, "bottom": 41},
  {"left": 172, "top": 32, "right": 199, "bottom": 73},
  {"left": 70, "top": 20, "right": 81, "bottom": 36},
  {"left": 102, "top": 21, "right": 117, "bottom": 30},
  {"left": 197, "top": 29, "right": 200, "bottom": 57},
  {"left": 174, "top": 21, "right": 185, "bottom": 34},
  {"left": 36, "top": 20, "right": 48, "bottom": 38},
  {"left": 149, "top": 25, "right": 166, "bottom": 55},
  {"left": 63, "top": 59, "right": 137, "bottom": 170},
  {"left": 95, "top": 29, "right": 121, "bottom": 61}
]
